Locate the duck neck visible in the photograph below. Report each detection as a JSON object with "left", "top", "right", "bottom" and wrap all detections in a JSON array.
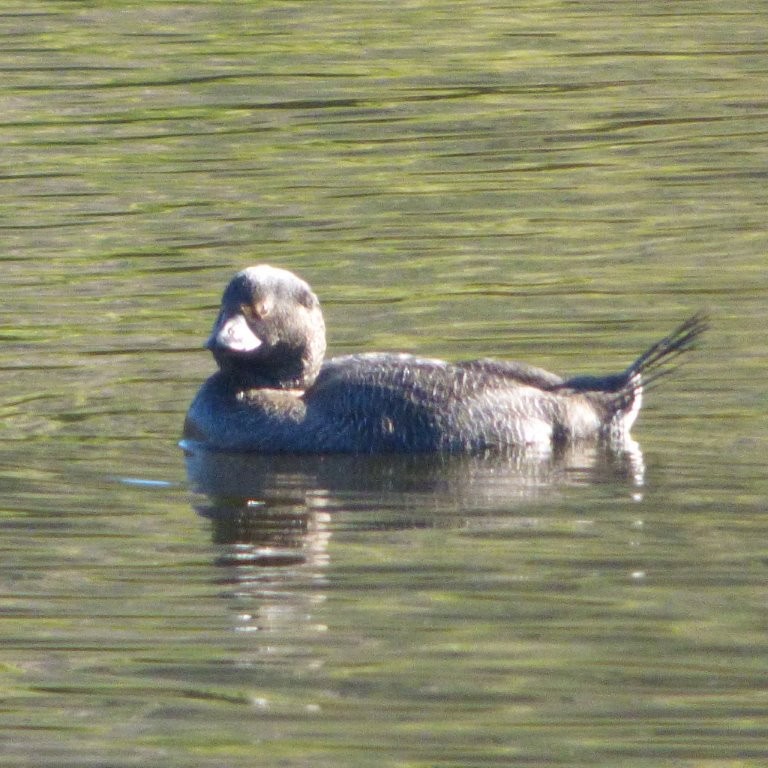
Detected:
[{"left": 215, "top": 342, "right": 323, "bottom": 392}]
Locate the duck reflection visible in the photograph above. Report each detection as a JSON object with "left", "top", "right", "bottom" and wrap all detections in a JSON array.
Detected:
[
  {"left": 186, "top": 451, "right": 333, "bottom": 637},
  {"left": 184, "top": 440, "right": 643, "bottom": 637},
  {"left": 184, "top": 438, "right": 644, "bottom": 509}
]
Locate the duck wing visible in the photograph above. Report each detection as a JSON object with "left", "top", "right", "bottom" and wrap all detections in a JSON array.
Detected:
[
  {"left": 305, "top": 353, "right": 568, "bottom": 452},
  {"left": 312, "top": 353, "right": 562, "bottom": 403}
]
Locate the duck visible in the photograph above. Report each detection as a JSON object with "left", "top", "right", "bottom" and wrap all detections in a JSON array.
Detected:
[{"left": 183, "top": 265, "right": 707, "bottom": 454}]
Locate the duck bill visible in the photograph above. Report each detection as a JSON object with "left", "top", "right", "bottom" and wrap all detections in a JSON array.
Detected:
[{"left": 206, "top": 314, "right": 262, "bottom": 353}]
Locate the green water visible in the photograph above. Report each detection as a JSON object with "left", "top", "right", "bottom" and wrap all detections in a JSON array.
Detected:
[{"left": 1, "top": 2, "right": 767, "bottom": 766}]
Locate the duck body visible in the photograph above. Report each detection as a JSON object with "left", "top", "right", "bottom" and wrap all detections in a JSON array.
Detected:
[{"left": 183, "top": 266, "right": 706, "bottom": 454}]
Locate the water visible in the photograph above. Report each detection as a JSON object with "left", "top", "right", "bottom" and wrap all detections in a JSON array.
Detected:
[{"left": 1, "top": 2, "right": 767, "bottom": 766}]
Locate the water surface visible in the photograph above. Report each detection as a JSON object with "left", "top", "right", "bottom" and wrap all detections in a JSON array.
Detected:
[{"left": 1, "top": 2, "right": 767, "bottom": 766}]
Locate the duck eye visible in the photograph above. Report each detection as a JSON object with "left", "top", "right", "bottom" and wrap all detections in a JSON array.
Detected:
[
  {"left": 241, "top": 301, "right": 271, "bottom": 321},
  {"left": 254, "top": 300, "right": 271, "bottom": 319}
]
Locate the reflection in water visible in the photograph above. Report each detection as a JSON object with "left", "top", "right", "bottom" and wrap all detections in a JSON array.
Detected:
[
  {"left": 184, "top": 440, "right": 644, "bottom": 639},
  {"left": 189, "top": 468, "right": 332, "bottom": 638},
  {"left": 208, "top": 505, "right": 331, "bottom": 637},
  {"left": 183, "top": 438, "right": 645, "bottom": 513}
]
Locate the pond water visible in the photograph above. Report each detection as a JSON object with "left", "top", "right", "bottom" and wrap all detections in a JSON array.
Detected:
[{"left": 1, "top": 2, "right": 767, "bottom": 766}]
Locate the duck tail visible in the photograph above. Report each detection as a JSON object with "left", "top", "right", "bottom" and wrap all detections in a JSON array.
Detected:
[
  {"left": 625, "top": 311, "right": 709, "bottom": 388},
  {"left": 610, "top": 311, "right": 709, "bottom": 431},
  {"left": 558, "top": 312, "right": 708, "bottom": 434},
  {"left": 606, "top": 311, "right": 709, "bottom": 432}
]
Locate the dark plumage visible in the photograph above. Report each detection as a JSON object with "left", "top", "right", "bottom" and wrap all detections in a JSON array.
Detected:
[{"left": 183, "top": 265, "right": 707, "bottom": 454}]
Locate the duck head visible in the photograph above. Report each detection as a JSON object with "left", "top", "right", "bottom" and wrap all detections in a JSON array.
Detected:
[{"left": 206, "top": 265, "right": 326, "bottom": 390}]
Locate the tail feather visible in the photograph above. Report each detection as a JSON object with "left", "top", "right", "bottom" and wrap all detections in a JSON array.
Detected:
[
  {"left": 626, "top": 312, "right": 709, "bottom": 388},
  {"left": 607, "top": 312, "right": 708, "bottom": 427},
  {"left": 558, "top": 312, "right": 708, "bottom": 435}
]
